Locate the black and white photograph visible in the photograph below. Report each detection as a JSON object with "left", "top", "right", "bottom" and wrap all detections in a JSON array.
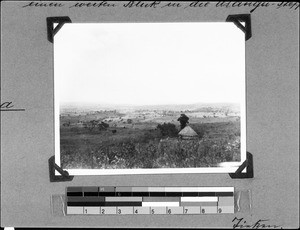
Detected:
[
  {"left": 1, "top": 1, "right": 299, "bottom": 228},
  {"left": 54, "top": 22, "right": 246, "bottom": 175}
]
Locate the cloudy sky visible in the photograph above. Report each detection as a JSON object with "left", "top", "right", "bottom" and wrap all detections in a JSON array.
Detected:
[{"left": 54, "top": 22, "right": 245, "bottom": 106}]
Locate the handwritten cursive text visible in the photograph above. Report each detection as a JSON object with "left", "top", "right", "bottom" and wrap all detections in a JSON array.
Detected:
[
  {"left": 232, "top": 217, "right": 282, "bottom": 229},
  {"left": 0, "top": 101, "right": 25, "bottom": 112}
]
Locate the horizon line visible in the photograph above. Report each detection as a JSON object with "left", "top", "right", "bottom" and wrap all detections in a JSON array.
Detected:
[{"left": 60, "top": 101, "right": 240, "bottom": 107}]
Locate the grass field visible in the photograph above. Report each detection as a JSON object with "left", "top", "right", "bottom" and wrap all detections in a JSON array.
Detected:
[{"left": 60, "top": 113, "right": 241, "bottom": 169}]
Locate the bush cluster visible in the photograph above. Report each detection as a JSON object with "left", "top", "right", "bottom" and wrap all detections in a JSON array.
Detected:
[{"left": 157, "top": 123, "right": 178, "bottom": 137}]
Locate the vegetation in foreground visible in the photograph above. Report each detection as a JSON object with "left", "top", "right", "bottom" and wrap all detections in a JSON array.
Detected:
[{"left": 60, "top": 117, "right": 241, "bottom": 169}]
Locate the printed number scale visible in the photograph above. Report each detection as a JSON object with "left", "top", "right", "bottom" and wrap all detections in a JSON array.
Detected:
[{"left": 66, "top": 187, "right": 234, "bottom": 215}]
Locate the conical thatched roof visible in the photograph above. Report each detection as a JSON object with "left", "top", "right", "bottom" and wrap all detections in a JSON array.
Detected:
[{"left": 178, "top": 125, "right": 198, "bottom": 138}]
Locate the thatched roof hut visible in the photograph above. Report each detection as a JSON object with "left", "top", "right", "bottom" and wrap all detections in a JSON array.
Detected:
[{"left": 178, "top": 125, "right": 198, "bottom": 140}]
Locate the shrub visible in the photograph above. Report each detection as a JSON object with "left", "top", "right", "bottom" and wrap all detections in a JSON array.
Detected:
[
  {"left": 98, "top": 121, "right": 109, "bottom": 131},
  {"left": 157, "top": 123, "right": 178, "bottom": 137}
]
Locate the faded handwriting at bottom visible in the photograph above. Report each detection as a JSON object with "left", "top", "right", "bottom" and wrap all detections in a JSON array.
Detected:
[{"left": 232, "top": 217, "right": 283, "bottom": 229}]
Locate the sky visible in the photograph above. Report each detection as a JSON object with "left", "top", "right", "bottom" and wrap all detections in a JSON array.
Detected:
[{"left": 54, "top": 22, "right": 245, "bottom": 106}]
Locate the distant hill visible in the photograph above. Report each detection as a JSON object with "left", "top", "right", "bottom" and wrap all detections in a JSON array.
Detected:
[{"left": 60, "top": 102, "right": 240, "bottom": 114}]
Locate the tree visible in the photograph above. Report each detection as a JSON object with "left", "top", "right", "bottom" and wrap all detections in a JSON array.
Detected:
[{"left": 177, "top": 114, "right": 189, "bottom": 130}]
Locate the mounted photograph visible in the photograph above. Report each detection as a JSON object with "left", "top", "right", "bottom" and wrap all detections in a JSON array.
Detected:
[{"left": 54, "top": 22, "right": 246, "bottom": 175}]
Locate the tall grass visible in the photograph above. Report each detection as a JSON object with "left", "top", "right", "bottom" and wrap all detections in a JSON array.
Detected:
[{"left": 61, "top": 130, "right": 240, "bottom": 169}]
